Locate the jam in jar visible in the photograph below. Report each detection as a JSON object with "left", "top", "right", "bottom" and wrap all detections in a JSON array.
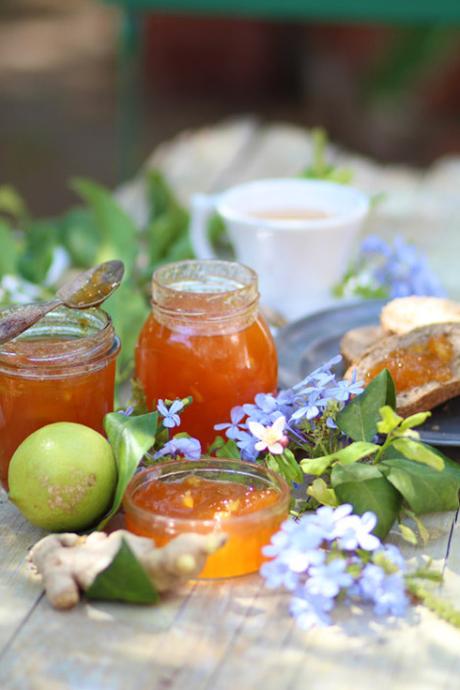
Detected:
[
  {"left": 0, "top": 306, "right": 119, "bottom": 489},
  {"left": 135, "top": 260, "right": 278, "bottom": 447}
]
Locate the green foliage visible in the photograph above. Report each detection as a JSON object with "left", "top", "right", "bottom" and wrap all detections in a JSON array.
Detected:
[
  {"left": 0, "top": 221, "right": 19, "bottom": 277},
  {"left": 300, "top": 128, "right": 353, "bottom": 184},
  {"left": 208, "top": 436, "right": 242, "bottom": 460},
  {"left": 406, "top": 580, "right": 460, "bottom": 628},
  {"left": 381, "top": 453, "right": 460, "bottom": 514},
  {"left": 333, "top": 470, "right": 401, "bottom": 539},
  {"left": 86, "top": 538, "right": 159, "bottom": 604},
  {"left": 266, "top": 449, "right": 304, "bottom": 484},
  {"left": 307, "top": 478, "right": 338, "bottom": 507},
  {"left": 336, "top": 369, "right": 396, "bottom": 442},
  {"left": 97, "top": 411, "right": 158, "bottom": 529}
]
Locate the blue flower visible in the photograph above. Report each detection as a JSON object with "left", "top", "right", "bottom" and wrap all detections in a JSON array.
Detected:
[
  {"left": 359, "top": 564, "right": 408, "bottom": 617},
  {"left": 334, "top": 512, "right": 381, "bottom": 551},
  {"left": 233, "top": 429, "right": 259, "bottom": 461},
  {"left": 214, "top": 406, "right": 245, "bottom": 440},
  {"left": 117, "top": 406, "right": 134, "bottom": 417},
  {"left": 154, "top": 436, "right": 201, "bottom": 460},
  {"left": 360, "top": 234, "right": 445, "bottom": 298},
  {"left": 306, "top": 558, "right": 353, "bottom": 598},
  {"left": 157, "top": 399, "right": 184, "bottom": 428},
  {"left": 289, "top": 591, "right": 334, "bottom": 630}
]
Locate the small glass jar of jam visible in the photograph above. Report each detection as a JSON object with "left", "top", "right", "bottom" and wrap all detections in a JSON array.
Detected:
[
  {"left": 124, "top": 459, "right": 290, "bottom": 578},
  {"left": 0, "top": 306, "right": 120, "bottom": 489},
  {"left": 135, "top": 260, "right": 278, "bottom": 447}
]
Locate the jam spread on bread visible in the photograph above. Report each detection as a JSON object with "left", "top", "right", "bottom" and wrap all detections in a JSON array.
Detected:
[{"left": 365, "top": 335, "right": 453, "bottom": 392}]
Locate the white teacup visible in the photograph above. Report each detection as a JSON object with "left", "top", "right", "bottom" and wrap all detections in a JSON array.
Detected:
[{"left": 190, "top": 178, "right": 369, "bottom": 321}]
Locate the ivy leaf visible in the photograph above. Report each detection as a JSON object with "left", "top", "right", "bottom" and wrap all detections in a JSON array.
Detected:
[
  {"left": 86, "top": 539, "right": 159, "bottom": 604},
  {"left": 377, "top": 405, "right": 403, "bottom": 435},
  {"left": 97, "top": 411, "right": 158, "bottom": 529},
  {"left": 381, "top": 454, "right": 460, "bottom": 514},
  {"left": 307, "top": 478, "right": 338, "bottom": 507},
  {"left": 392, "top": 439, "right": 444, "bottom": 471},
  {"left": 336, "top": 369, "right": 396, "bottom": 442},
  {"left": 266, "top": 449, "right": 303, "bottom": 484},
  {"left": 332, "top": 468, "right": 401, "bottom": 539}
]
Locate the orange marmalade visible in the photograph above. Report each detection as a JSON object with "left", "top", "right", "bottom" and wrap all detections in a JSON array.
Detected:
[
  {"left": 124, "top": 460, "right": 290, "bottom": 578},
  {"left": 0, "top": 306, "right": 119, "bottom": 489},
  {"left": 366, "top": 334, "right": 453, "bottom": 392},
  {"left": 135, "top": 261, "right": 277, "bottom": 447}
]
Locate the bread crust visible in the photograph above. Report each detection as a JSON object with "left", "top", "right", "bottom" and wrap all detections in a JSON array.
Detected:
[
  {"left": 381, "top": 296, "right": 460, "bottom": 335},
  {"left": 345, "top": 322, "right": 460, "bottom": 415},
  {"left": 340, "top": 325, "right": 386, "bottom": 366}
]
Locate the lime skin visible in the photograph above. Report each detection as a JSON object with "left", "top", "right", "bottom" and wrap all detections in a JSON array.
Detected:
[{"left": 8, "top": 422, "right": 117, "bottom": 531}]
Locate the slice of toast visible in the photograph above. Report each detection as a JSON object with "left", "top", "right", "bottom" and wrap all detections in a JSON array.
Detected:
[
  {"left": 381, "top": 296, "right": 460, "bottom": 335},
  {"left": 345, "top": 322, "right": 460, "bottom": 416},
  {"left": 340, "top": 325, "right": 386, "bottom": 366}
]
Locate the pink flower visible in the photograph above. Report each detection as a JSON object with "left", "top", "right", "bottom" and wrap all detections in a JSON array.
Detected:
[{"left": 248, "top": 416, "right": 288, "bottom": 455}]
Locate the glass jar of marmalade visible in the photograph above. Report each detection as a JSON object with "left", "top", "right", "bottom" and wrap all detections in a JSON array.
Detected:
[
  {"left": 135, "top": 260, "right": 278, "bottom": 447},
  {"left": 0, "top": 306, "right": 120, "bottom": 489}
]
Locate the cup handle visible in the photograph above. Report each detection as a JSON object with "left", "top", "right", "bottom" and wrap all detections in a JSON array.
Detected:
[{"left": 189, "top": 193, "right": 221, "bottom": 259}]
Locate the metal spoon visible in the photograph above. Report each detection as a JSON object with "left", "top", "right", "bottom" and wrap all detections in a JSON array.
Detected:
[{"left": 0, "top": 260, "right": 125, "bottom": 345}]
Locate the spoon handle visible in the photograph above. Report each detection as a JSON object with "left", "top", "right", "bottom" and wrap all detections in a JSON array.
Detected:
[{"left": 0, "top": 300, "right": 61, "bottom": 346}]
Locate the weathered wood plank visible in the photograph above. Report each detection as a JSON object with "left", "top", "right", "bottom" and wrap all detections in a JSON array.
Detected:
[
  {"left": 0, "top": 511, "right": 458, "bottom": 690},
  {"left": 0, "top": 492, "right": 45, "bottom": 654}
]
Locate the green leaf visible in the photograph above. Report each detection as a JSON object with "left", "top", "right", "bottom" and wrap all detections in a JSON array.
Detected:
[
  {"left": 208, "top": 436, "right": 241, "bottom": 460},
  {"left": 399, "top": 523, "right": 418, "bottom": 545},
  {"left": 381, "top": 454, "right": 460, "bottom": 514},
  {"left": 399, "top": 411, "right": 431, "bottom": 432},
  {"left": 331, "top": 462, "right": 383, "bottom": 486},
  {"left": 334, "top": 474, "right": 401, "bottom": 539},
  {"left": 72, "top": 178, "right": 138, "bottom": 276},
  {"left": 146, "top": 169, "right": 179, "bottom": 219},
  {"left": 86, "top": 538, "right": 159, "bottom": 604},
  {"left": 266, "top": 449, "right": 303, "bottom": 484},
  {"left": 0, "top": 221, "right": 18, "bottom": 277},
  {"left": 97, "top": 411, "right": 158, "bottom": 529},
  {"left": 17, "top": 220, "right": 57, "bottom": 283},
  {"left": 104, "top": 281, "right": 150, "bottom": 385},
  {"left": 336, "top": 369, "right": 396, "bottom": 442},
  {"left": 302, "top": 442, "right": 378, "bottom": 475},
  {"left": 59, "top": 207, "right": 101, "bottom": 268},
  {"left": 300, "top": 456, "right": 334, "bottom": 476},
  {"left": 0, "top": 185, "right": 27, "bottom": 221},
  {"left": 392, "top": 438, "right": 444, "bottom": 470},
  {"left": 377, "top": 405, "right": 403, "bottom": 435},
  {"left": 307, "top": 478, "right": 338, "bottom": 507}
]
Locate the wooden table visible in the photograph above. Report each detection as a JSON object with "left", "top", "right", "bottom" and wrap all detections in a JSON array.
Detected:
[{"left": 1, "top": 491, "right": 460, "bottom": 690}]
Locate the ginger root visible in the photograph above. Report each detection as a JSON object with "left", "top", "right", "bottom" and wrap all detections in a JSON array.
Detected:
[{"left": 28, "top": 530, "right": 227, "bottom": 610}]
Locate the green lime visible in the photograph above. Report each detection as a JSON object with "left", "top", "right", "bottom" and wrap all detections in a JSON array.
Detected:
[{"left": 8, "top": 422, "right": 117, "bottom": 531}]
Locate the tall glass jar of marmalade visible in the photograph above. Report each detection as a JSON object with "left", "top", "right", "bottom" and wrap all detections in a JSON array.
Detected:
[
  {"left": 0, "top": 306, "right": 120, "bottom": 489},
  {"left": 136, "top": 260, "right": 278, "bottom": 447}
]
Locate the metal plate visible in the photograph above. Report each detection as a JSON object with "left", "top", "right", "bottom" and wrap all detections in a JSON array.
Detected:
[{"left": 276, "top": 299, "right": 460, "bottom": 448}]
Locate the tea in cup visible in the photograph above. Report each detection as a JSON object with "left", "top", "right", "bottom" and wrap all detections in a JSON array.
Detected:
[{"left": 190, "top": 178, "right": 369, "bottom": 321}]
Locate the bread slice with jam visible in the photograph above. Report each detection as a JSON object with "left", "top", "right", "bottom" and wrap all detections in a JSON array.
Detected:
[
  {"left": 345, "top": 322, "right": 460, "bottom": 416},
  {"left": 380, "top": 296, "right": 460, "bottom": 336},
  {"left": 340, "top": 325, "right": 386, "bottom": 366}
]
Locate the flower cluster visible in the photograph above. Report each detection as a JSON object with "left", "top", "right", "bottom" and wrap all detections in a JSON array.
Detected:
[
  {"left": 214, "top": 356, "right": 363, "bottom": 462},
  {"left": 152, "top": 398, "right": 202, "bottom": 460},
  {"left": 339, "top": 234, "right": 445, "bottom": 300},
  {"left": 261, "top": 505, "right": 409, "bottom": 630}
]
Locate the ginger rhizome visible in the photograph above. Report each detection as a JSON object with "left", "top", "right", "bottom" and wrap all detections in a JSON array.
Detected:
[{"left": 29, "top": 529, "right": 227, "bottom": 609}]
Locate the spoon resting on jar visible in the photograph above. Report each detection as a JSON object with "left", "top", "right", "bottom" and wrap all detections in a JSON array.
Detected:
[{"left": 0, "top": 260, "right": 125, "bottom": 345}]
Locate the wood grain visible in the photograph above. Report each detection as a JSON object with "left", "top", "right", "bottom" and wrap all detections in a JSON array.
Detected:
[
  {"left": 0, "top": 492, "right": 44, "bottom": 652},
  {"left": 0, "top": 504, "right": 459, "bottom": 690}
]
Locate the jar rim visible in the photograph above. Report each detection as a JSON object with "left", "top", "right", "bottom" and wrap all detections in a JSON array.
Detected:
[
  {"left": 0, "top": 305, "right": 119, "bottom": 376},
  {"left": 123, "top": 458, "right": 290, "bottom": 530}
]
